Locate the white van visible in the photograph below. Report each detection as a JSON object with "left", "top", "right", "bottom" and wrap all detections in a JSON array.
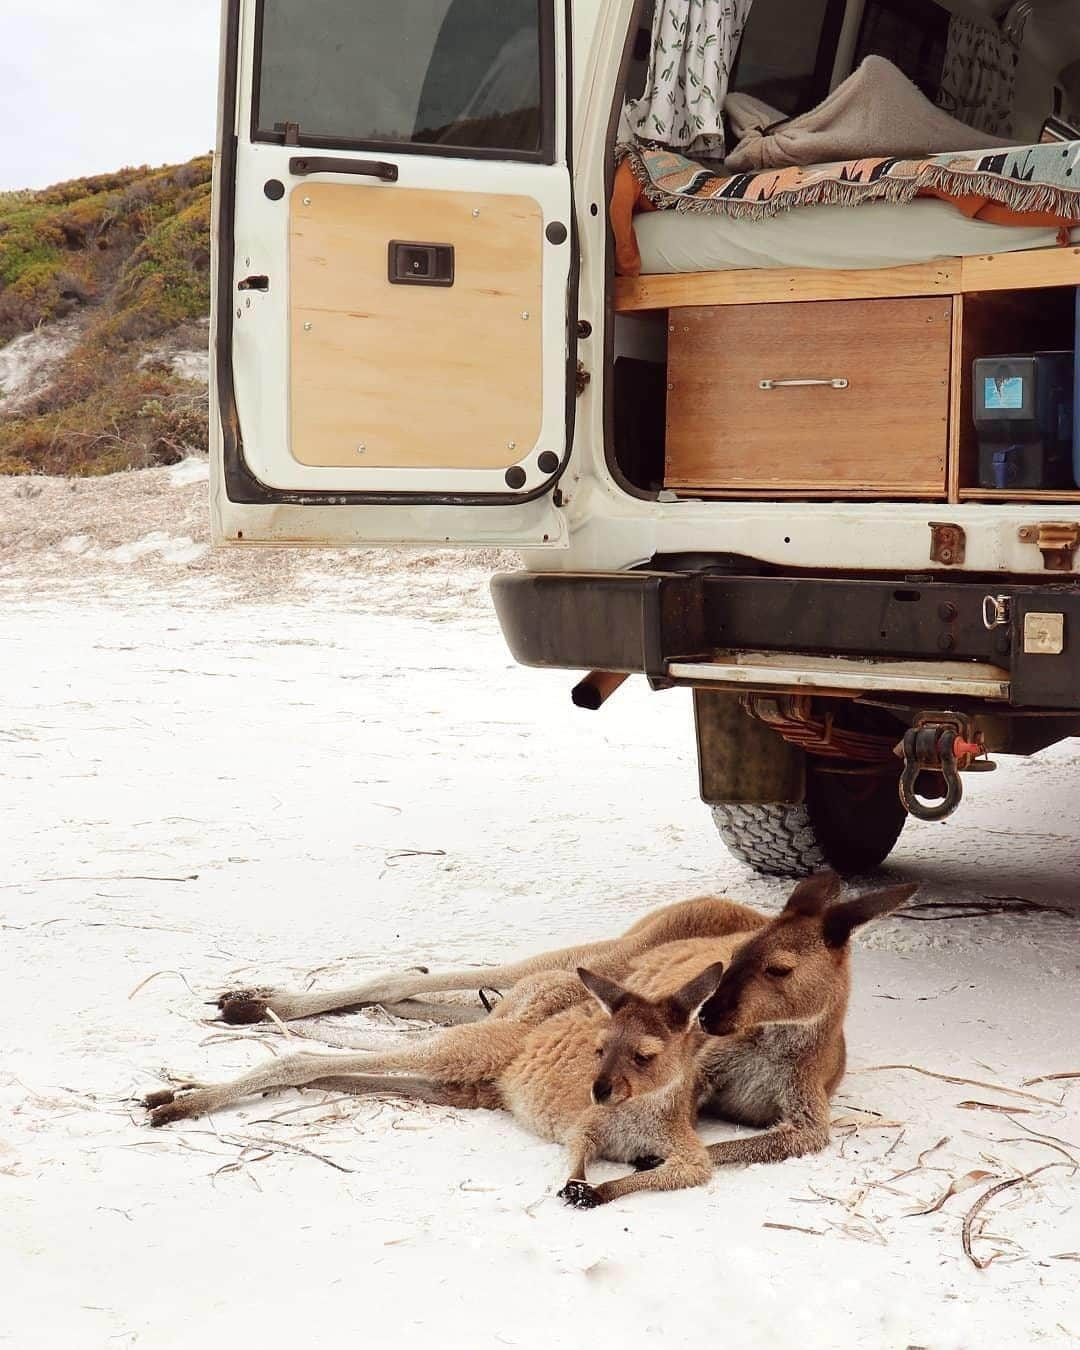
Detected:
[{"left": 210, "top": 0, "right": 1080, "bottom": 874}]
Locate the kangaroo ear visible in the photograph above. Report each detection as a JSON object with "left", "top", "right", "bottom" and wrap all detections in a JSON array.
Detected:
[
  {"left": 577, "top": 967, "right": 632, "bottom": 1017},
  {"left": 664, "top": 961, "right": 726, "bottom": 1031},
  {"left": 783, "top": 870, "right": 843, "bottom": 917},
  {"left": 822, "top": 884, "right": 919, "bottom": 948}
]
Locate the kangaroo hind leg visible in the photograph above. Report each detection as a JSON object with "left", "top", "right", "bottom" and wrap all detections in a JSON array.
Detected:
[
  {"left": 309, "top": 1075, "right": 500, "bottom": 1110},
  {"left": 145, "top": 1020, "right": 525, "bottom": 1126},
  {"left": 213, "top": 938, "right": 630, "bottom": 1024}
]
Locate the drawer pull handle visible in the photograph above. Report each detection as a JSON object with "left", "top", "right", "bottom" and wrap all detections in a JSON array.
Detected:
[{"left": 759, "top": 377, "right": 849, "bottom": 391}]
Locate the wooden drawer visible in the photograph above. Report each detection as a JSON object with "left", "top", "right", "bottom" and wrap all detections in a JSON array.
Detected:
[{"left": 665, "top": 297, "right": 952, "bottom": 496}]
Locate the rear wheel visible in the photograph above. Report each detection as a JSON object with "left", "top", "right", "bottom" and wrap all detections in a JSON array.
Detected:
[{"left": 712, "top": 763, "right": 907, "bottom": 878}]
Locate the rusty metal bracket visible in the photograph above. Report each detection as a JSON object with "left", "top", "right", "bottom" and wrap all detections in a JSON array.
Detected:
[
  {"left": 1017, "top": 522, "right": 1080, "bottom": 572},
  {"left": 929, "top": 522, "right": 966, "bottom": 566}
]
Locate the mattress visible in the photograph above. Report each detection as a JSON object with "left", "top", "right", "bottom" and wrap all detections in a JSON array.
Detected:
[{"left": 633, "top": 198, "right": 1080, "bottom": 275}]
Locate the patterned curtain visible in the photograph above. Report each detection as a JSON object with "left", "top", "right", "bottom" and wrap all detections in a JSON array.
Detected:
[
  {"left": 630, "top": 0, "right": 755, "bottom": 159},
  {"left": 937, "top": 13, "right": 1026, "bottom": 138}
]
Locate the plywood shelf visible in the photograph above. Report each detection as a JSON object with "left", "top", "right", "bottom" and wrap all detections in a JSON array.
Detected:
[
  {"left": 615, "top": 260, "right": 958, "bottom": 312},
  {"left": 615, "top": 246, "right": 1080, "bottom": 313}
]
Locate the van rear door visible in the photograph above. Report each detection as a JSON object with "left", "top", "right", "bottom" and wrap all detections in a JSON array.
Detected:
[{"left": 213, "top": 0, "right": 574, "bottom": 547}]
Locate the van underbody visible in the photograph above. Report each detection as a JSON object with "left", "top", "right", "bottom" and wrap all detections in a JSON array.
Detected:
[{"left": 211, "top": 0, "right": 1080, "bottom": 872}]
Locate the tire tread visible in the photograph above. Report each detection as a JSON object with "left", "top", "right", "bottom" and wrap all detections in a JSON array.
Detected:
[{"left": 711, "top": 803, "right": 828, "bottom": 878}]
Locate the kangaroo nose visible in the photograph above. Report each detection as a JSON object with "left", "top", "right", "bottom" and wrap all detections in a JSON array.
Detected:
[{"left": 592, "top": 1078, "right": 612, "bottom": 1104}]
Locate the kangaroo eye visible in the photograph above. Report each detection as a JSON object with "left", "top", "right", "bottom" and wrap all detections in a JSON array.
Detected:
[
  {"left": 633, "top": 1052, "right": 654, "bottom": 1067},
  {"left": 765, "top": 965, "right": 794, "bottom": 979},
  {"left": 595, "top": 1047, "right": 604, "bottom": 1057}
]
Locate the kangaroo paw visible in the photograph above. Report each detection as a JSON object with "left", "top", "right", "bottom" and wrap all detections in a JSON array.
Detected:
[
  {"left": 632, "top": 1154, "right": 665, "bottom": 1172},
  {"left": 146, "top": 1086, "right": 215, "bottom": 1127},
  {"left": 557, "top": 1180, "right": 603, "bottom": 1210},
  {"left": 214, "top": 988, "right": 276, "bottom": 1025}
]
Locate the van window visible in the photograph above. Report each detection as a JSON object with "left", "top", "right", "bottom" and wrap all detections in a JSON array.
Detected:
[
  {"left": 855, "top": 0, "right": 950, "bottom": 104},
  {"left": 731, "top": 0, "right": 847, "bottom": 117},
  {"left": 253, "top": 0, "right": 549, "bottom": 158}
]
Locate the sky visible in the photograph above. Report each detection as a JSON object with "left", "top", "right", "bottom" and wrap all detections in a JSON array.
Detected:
[{"left": 2, "top": 0, "right": 220, "bottom": 190}]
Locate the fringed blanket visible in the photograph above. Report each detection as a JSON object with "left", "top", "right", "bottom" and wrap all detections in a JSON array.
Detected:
[
  {"left": 612, "top": 140, "right": 1080, "bottom": 275},
  {"left": 619, "top": 140, "right": 1080, "bottom": 223}
]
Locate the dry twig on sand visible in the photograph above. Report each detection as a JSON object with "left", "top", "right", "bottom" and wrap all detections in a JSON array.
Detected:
[
  {"left": 127, "top": 969, "right": 196, "bottom": 999},
  {"left": 1, "top": 873, "right": 198, "bottom": 887},
  {"left": 218, "top": 1131, "right": 355, "bottom": 1174},
  {"left": 897, "top": 896, "right": 1072, "bottom": 922},
  {"left": 904, "top": 1169, "right": 998, "bottom": 1218},
  {"left": 962, "top": 1164, "right": 1070, "bottom": 1270},
  {"left": 998, "top": 1135, "right": 1078, "bottom": 1168},
  {"left": 956, "top": 1100, "right": 1038, "bottom": 1116},
  {"left": 1000, "top": 1114, "right": 1080, "bottom": 1157},
  {"left": 856, "top": 1064, "right": 1058, "bottom": 1105}
]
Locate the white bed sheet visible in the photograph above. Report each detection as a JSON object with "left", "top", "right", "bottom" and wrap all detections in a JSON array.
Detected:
[{"left": 633, "top": 198, "right": 1080, "bottom": 275}]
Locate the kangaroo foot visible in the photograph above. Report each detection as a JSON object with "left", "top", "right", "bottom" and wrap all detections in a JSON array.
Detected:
[
  {"left": 213, "top": 968, "right": 444, "bottom": 1024},
  {"left": 557, "top": 1179, "right": 604, "bottom": 1210},
  {"left": 142, "top": 1077, "right": 214, "bottom": 1124},
  {"left": 214, "top": 988, "right": 276, "bottom": 1025},
  {"left": 145, "top": 1085, "right": 218, "bottom": 1127},
  {"left": 632, "top": 1154, "right": 665, "bottom": 1172}
]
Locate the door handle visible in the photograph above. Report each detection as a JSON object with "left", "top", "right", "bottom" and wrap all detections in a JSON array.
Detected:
[
  {"left": 759, "top": 378, "right": 849, "bottom": 391},
  {"left": 388, "top": 241, "right": 454, "bottom": 287},
  {"left": 289, "top": 155, "right": 399, "bottom": 182}
]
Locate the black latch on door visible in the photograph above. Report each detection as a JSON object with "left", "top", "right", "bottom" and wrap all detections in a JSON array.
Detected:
[{"left": 388, "top": 240, "right": 455, "bottom": 287}]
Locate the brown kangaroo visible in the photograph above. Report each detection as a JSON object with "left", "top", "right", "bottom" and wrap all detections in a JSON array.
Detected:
[
  {"left": 145, "top": 874, "right": 915, "bottom": 1180},
  {"left": 148, "top": 962, "right": 725, "bottom": 1208}
]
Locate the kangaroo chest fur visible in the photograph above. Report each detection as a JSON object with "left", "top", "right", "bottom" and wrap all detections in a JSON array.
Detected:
[
  {"left": 505, "top": 1079, "right": 686, "bottom": 1163},
  {"left": 698, "top": 1022, "right": 822, "bottom": 1129},
  {"left": 497, "top": 1008, "right": 691, "bottom": 1163}
]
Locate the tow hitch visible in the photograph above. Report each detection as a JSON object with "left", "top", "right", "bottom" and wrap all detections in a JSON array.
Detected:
[{"left": 896, "top": 714, "right": 996, "bottom": 822}]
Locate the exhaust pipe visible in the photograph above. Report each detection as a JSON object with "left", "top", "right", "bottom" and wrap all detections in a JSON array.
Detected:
[{"left": 571, "top": 671, "right": 628, "bottom": 710}]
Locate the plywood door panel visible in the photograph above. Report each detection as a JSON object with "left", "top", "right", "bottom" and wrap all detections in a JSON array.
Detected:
[
  {"left": 665, "top": 298, "right": 952, "bottom": 494},
  {"left": 290, "top": 184, "right": 543, "bottom": 469}
]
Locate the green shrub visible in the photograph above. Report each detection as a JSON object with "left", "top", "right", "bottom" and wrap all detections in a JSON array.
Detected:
[{"left": 0, "top": 155, "right": 214, "bottom": 474}]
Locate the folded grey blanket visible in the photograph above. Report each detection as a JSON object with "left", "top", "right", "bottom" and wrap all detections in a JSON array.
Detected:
[{"left": 724, "top": 56, "right": 1012, "bottom": 173}]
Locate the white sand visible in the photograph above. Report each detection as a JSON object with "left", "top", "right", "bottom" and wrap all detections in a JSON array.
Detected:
[{"left": 1, "top": 463, "right": 1078, "bottom": 1348}]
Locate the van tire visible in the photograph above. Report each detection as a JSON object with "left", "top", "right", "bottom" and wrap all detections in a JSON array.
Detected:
[
  {"left": 712, "top": 803, "right": 827, "bottom": 876},
  {"left": 711, "top": 770, "right": 907, "bottom": 878}
]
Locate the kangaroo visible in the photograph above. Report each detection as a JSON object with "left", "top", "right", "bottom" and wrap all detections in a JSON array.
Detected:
[
  {"left": 619, "top": 875, "right": 918, "bottom": 1165},
  {"left": 147, "top": 963, "right": 726, "bottom": 1208},
  {"left": 145, "top": 874, "right": 916, "bottom": 1178}
]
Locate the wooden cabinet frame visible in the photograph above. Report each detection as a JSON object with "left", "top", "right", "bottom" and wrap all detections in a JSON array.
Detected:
[{"left": 616, "top": 245, "right": 1080, "bottom": 505}]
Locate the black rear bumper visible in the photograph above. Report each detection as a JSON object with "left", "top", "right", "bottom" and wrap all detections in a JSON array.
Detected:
[{"left": 490, "top": 569, "right": 1080, "bottom": 710}]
